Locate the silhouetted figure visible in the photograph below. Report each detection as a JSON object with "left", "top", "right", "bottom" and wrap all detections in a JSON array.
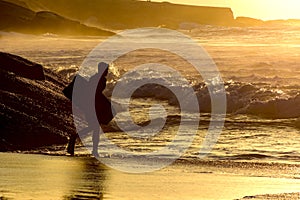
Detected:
[{"left": 63, "top": 62, "right": 114, "bottom": 156}]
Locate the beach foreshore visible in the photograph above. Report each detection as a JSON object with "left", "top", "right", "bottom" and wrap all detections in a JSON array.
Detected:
[
  {"left": 240, "top": 193, "right": 300, "bottom": 200},
  {"left": 0, "top": 152, "right": 299, "bottom": 200}
]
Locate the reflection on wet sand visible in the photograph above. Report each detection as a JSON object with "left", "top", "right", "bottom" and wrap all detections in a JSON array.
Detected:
[
  {"left": 1, "top": 153, "right": 300, "bottom": 200},
  {"left": 64, "top": 157, "right": 106, "bottom": 200},
  {"left": 0, "top": 153, "right": 107, "bottom": 200}
]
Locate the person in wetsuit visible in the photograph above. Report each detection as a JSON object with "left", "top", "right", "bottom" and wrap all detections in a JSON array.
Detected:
[{"left": 64, "top": 62, "right": 114, "bottom": 157}]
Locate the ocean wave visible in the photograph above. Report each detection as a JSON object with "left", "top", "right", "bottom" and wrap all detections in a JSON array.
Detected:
[
  {"left": 227, "top": 74, "right": 300, "bottom": 85},
  {"left": 214, "top": 153, "right": 273, "bottom": 160},
  {"left": 239, "top": 95, "right": 300, "bottom": 118},
  {"left": 57, "top": 65, "right": 300, "bottom": 119},
  {"left": 117, "top": 77, "right": 300, "bottom": 119}
]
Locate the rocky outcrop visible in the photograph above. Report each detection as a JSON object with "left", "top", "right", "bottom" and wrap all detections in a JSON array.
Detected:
[
  {"left": 0, "top": 0, "right": 114, "bottom": 36},
  {"left": 0, "top": 52, "right": 45, "bottom": 80},
  {"left": 0, "top": 52, "right": 75, "bottom": 151}
]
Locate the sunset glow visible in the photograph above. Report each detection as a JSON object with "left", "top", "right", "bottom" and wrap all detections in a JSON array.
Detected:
[{"left": 151, "top": 0, "right": 300, "bottom": 20}]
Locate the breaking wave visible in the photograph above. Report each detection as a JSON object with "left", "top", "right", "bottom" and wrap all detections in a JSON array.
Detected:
[{"left": 100, "top": 67, "right": 300, "bottom": 119}]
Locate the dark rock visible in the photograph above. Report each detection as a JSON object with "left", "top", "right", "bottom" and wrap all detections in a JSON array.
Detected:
[
  {"left": 0, "top": 52, "right": 75, "bottom": 151},
  {"left": 0, "top": 52, "right": 45, "bottom": 80}
]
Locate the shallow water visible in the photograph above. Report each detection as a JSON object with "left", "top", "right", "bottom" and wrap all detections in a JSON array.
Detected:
[{"left": 0, "top": 26, "right": 299, "bottom": 166}]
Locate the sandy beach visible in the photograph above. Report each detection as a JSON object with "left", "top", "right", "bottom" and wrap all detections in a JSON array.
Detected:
[{"left": 0, "top": 153, "right": 299, "bottom": 200}]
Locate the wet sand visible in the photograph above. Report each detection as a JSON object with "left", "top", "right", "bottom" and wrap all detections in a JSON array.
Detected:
[
  {"left": 0, "top": 153, "right": 299, "bottom": 200},
  {"left": 240, "top": 193, "right": 300, "bottom": 200}
]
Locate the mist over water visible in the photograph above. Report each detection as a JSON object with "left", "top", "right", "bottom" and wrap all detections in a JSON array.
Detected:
[{"left": 0, "top": 25, "right": 299, "bottom": 166}]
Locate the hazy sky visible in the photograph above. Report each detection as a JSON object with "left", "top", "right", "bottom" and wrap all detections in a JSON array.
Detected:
[{"left": 150, "top": 0, "right": 300, "bottom": 20}]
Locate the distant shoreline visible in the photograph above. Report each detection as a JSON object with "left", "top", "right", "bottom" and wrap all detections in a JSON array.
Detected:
[{"left": 2, "top": 0, "right": 300, "bottom": 37}]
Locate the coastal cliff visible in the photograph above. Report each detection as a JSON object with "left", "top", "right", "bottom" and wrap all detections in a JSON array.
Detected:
[
  {"left": 0, "top": 0, "right": 114, "bottom": 36},
  {"left": 7, "top": 0, "right": 235, "bottom": 29}
]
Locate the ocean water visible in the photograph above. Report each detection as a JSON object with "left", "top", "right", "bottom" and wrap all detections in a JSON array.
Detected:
[{"left": 0, "top": 25, "right": 299, "bottom": 169}]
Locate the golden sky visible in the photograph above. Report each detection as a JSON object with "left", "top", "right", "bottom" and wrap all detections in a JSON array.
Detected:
[{"left": 151, "top": 0, "right": 300, "bottom": 20}]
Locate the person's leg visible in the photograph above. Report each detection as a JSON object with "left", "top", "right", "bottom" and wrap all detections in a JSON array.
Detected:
[
  {"left": 92, "top": 127, "right": 100, "bottom": 157},
  {"left": 66, "top": 134, "right": 77, "bottom": 156},
  {"left": 66, "top": 126, "right": 92, "bottom": 155}
]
